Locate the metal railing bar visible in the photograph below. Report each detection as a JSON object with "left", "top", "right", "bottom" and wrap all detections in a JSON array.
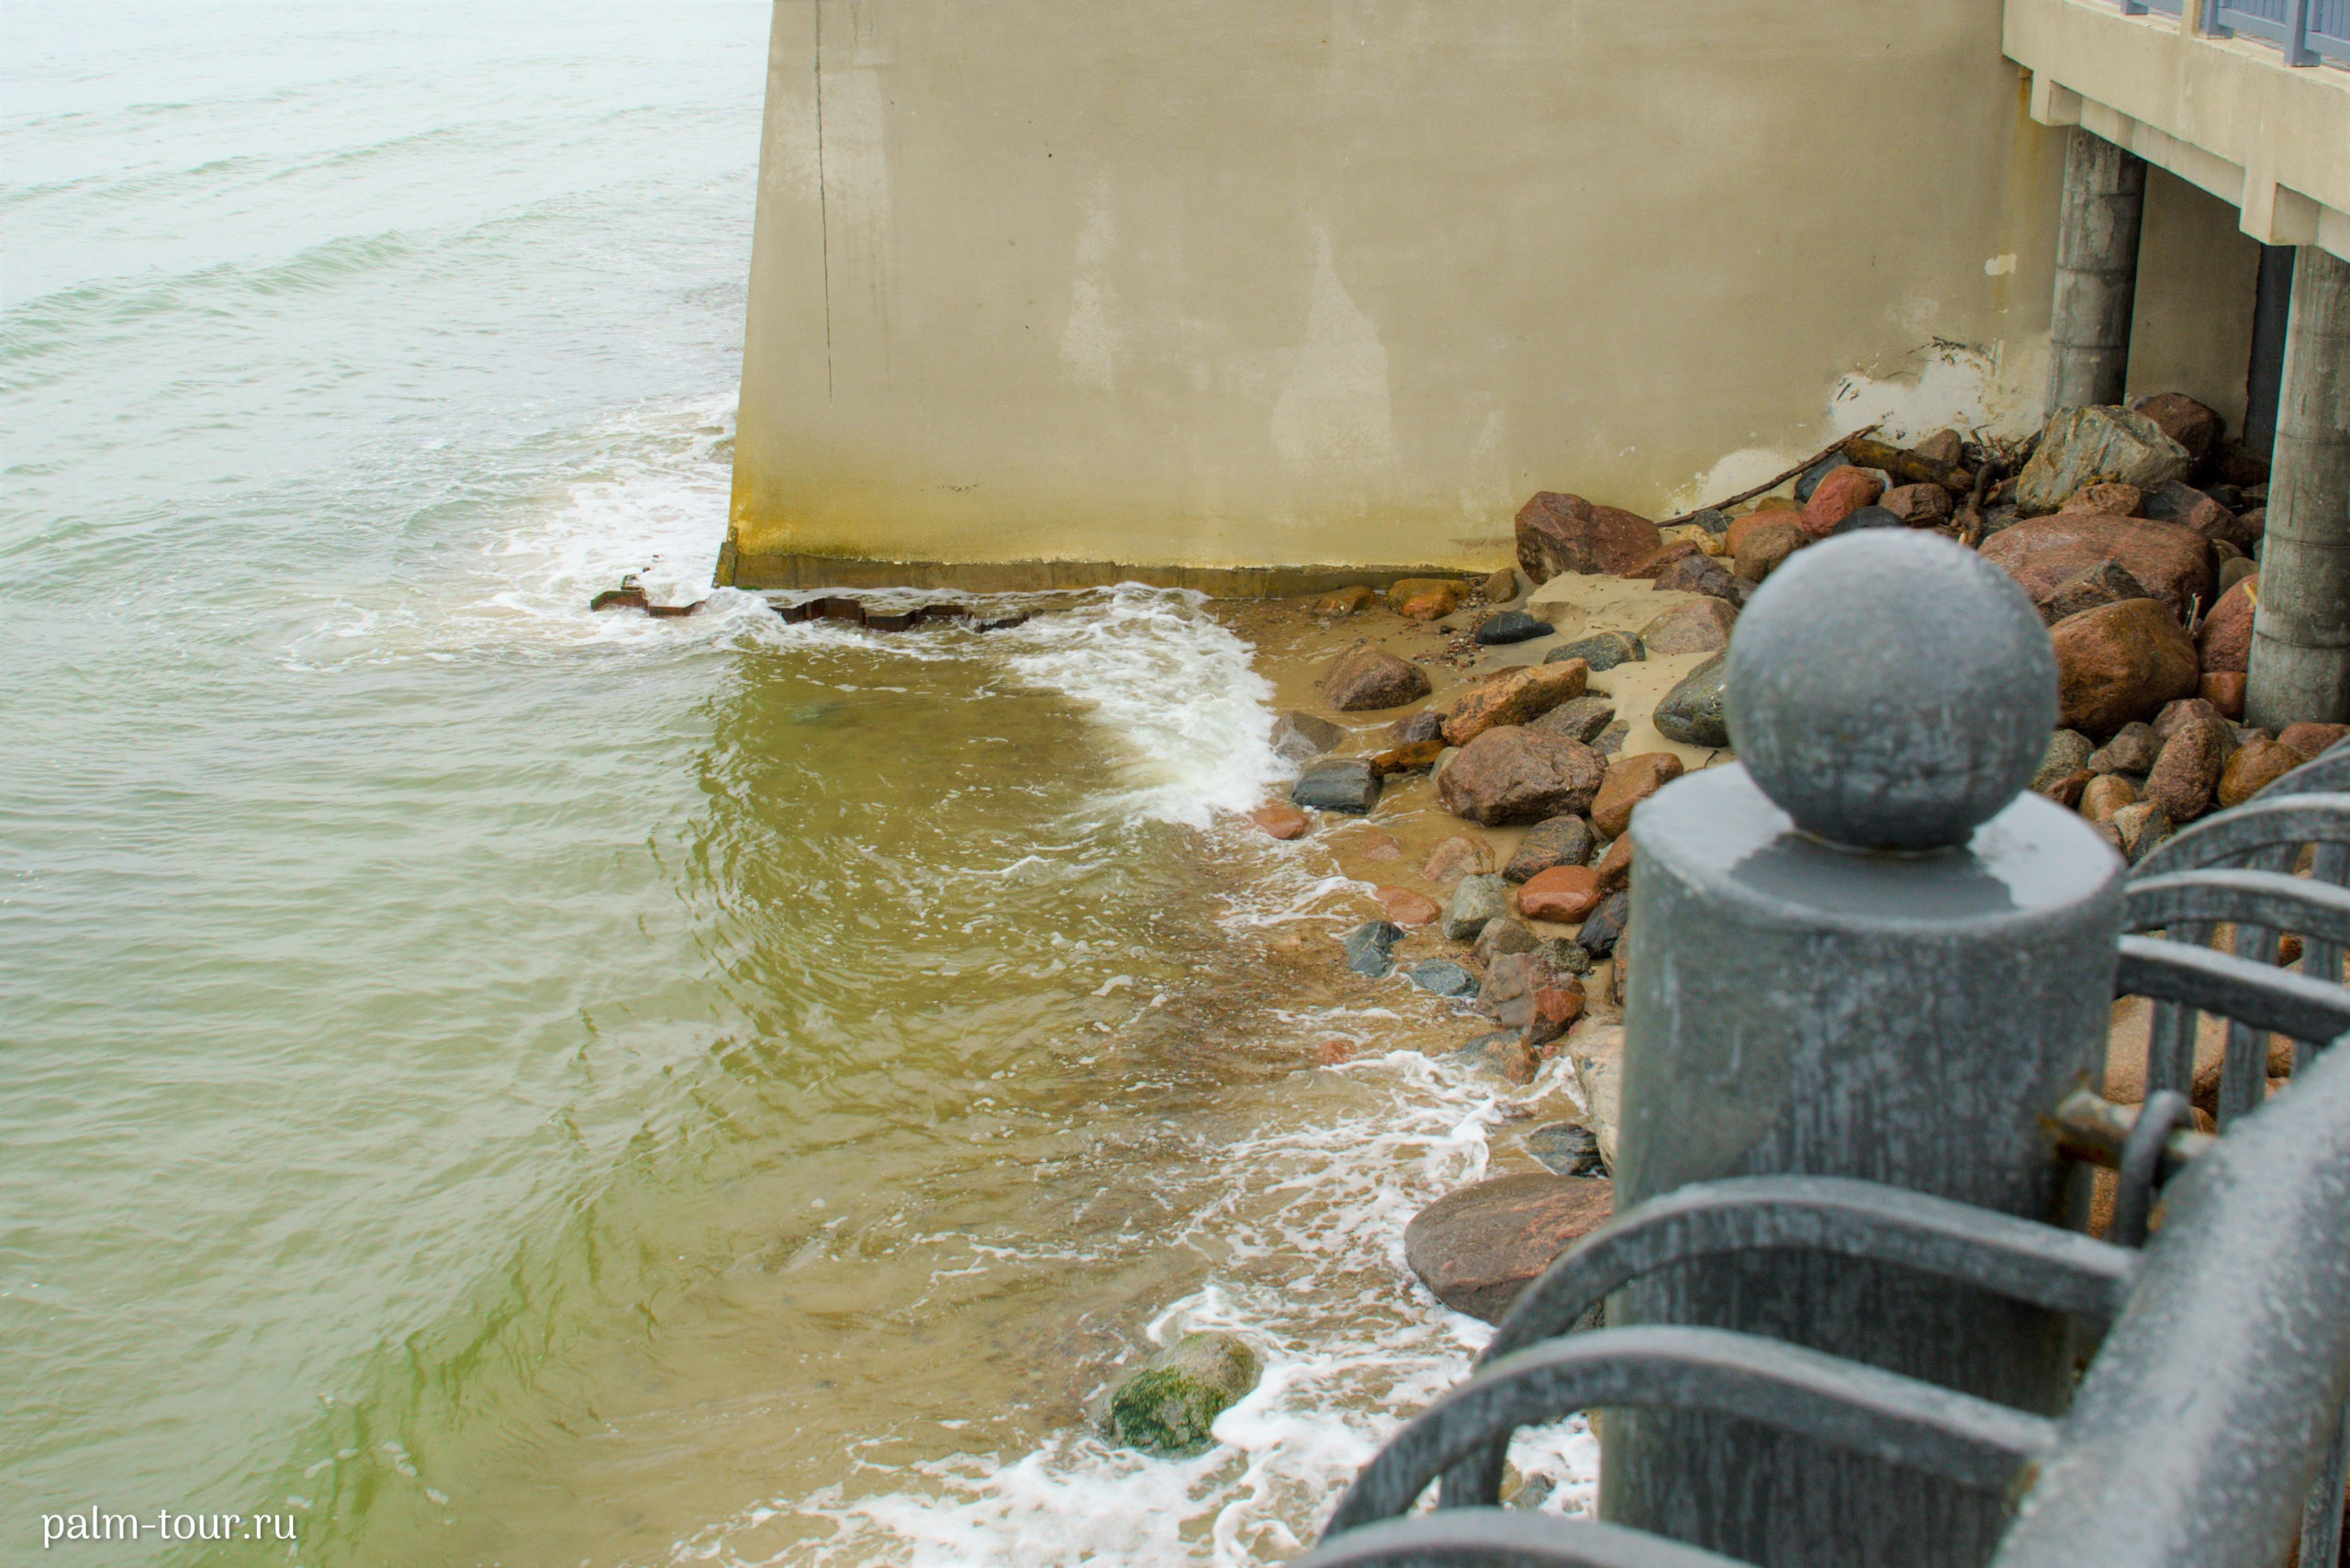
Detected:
[
  {"left": 2115, "top": 935, "right": 2350, "bottom": 1043},
  {"left": 1323, "top": 1327, "right": 2058, "bottom": 1534},
  {"left": 2123, "top": 867, "right": 2350, "bottom": 944},
  {"left": 2130, "top": 796, "right": 2350, "bottom": 880},
  {"left": 1288, "top": 1510, "right": 1754, "bottom": 1568}
]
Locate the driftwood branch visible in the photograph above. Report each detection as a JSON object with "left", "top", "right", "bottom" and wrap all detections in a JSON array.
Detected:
[
  {"left": 1656, "top": 424, "right": 1881, "bottom": 529},
  {"left": 1841, "top": 433, "right": 1975, "bottom": 494},
  {"left": 1956, "top": 457, "right": 2004, "bottom": 550}
]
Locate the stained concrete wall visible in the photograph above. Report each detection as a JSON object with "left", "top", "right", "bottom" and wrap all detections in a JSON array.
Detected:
[{"left": 724, "top": 1, "right": 2253, "bottom": 590}]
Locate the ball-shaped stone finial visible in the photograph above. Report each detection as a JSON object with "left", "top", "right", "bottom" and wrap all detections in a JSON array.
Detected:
[{"left": 1727, "top": 530, "right": 2058, "bottom": 852}]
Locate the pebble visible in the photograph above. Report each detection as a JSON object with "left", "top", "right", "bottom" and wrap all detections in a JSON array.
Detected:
[
  {"left": 1311, "top": 586, "right": 1377, "bottom": 616},
  {"left": 1591, "top": 834, "right": 1633, "bottom": 895},
  {"left": 1639, "top": 599, "right": 1739, "bottom": 655},
  {"left": 1340, "top": 921, "right": 1405, "bottom": 977},
  {"left": 1442, "top": 873, "right": 1510, "bottom": 942},
  {"left": 1322, "top": 644, "right": 1433, "bottom": 711},
  {"left": 2217, "top": 736, "right": 2306, "bottom": 808},
  {"left": 1422, "top": 834, "right": 1494, "bottom": 886},
  {"left": 1407, "top": 958, "right": 1482, "bottom": 998},
  {"left": 1270, "top": 711, "right": 1344, "bottom": 762},
  {"left": 1576, "top": 891, "right": 1631, "bottom": 958},
  {"left": 1547, "top": 632, "right": 1644, "bottom": 673},
  {"left": 1248, "top": 803, "right": 1310, "bottom": 839},
  {"left": 1389, "top": 577, "right": 1465, "bottom": 621},
  {"left": 1472, "top": 915, "right": 1541, "bottom": 966},
  {"left": 1528, "top": 695, "right": 1616, "bottom": 745},
  {"left": 1291, "top": 756, "right": 1382, "bottom": 814},
  {"left": 1590, "top": 752, "right": 1684, "bottom": 838},
  {"left": 1524, "top": 1123, "right": 1606, "bottom": 1178},
  {"left": 1483, "top": 566, "right": 1521, "bottom": 603},
  {"left": 1519, "top": 865, "right": 1604, "bottom": 924},
  {"left": 2087, "top": 722, "right": 2160, "bottom": 776},
  {"left": 1653, "top": 653, "right": 1729, "bottom": 747},
  {"left": 1503, "top": 813, "right": 1598, "bottom": 883},
  {"left": 1474, "top": 610, "right": 1554, "bottom": 645},
  {"left": 1374, "top": 886, "right": 1441, "bottom": 926}
]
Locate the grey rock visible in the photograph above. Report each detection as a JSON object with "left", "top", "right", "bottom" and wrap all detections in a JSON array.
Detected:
[
  {"left": 1525, "top": 1122, "right": 1606, "bottom": 1177},
  {"left": 1548, "top": 632, "right": 1644, "bottom": 673},
  {"left": 1451, "top": 1030, "right": 1532, "bottom": 1081},
  {"left": 1829, "top": 504, "right": 1905, "bottom": 535},
  {"left": 1595, "top": 721, "right": 1630, "bottom": 756},
  {"left": 1504, "top": 814, "right": 1599, "bottom": 883},
  {"left": 1442, "top": 873, "right": 1510, "bottom": 942},
  {"left": 1270, "top": 710, "right": 1344, "bottom": 763},
  {"left": 1577, "top": 890, "right": 1631, "bottom": 959},
  {"left": 1291, "top": 756, "right": 1381, "bottom": 814},
  {"left": 2219, "top": 555, "right": 2258, "bottom": 596},
  {"left": 1529, "top": 696, "right": 1616, "bottom": 746},
  {"left": 1341, "top": 920, "right": 1405, "bottom": 977},
  {"left": 1407, "top": 958, "right": 1482, "bottom": 998},
  {"left": 1102, "top": 1332, "right": 1262, "bottom": 1456},
  {"left": 1475, "top": 610, "right": 1555, "bottom": 645},
  {"left": 1795, "top": 453, "right": 1852, "bottom": 503},
  {"left": 1539, "top": 935, "right": 1595, "bottom": 976},
  {"left": 2109, "top": 800, "right": 2174, "bottom": 864},
  {"left": 2016, "top": 406, "right": 2193, "bottom": 514},
  {"left": 1726, "top": 532, "right": 2059, "bottom": 851},
  {"left": 1653, "top": 653, "right": 1729, "bottom": 748},
  {"left": 1688, "top": 508, "right": 1733, "bottom": 535},
  {"left": 2087, "top": 722, "right": 2162, "bottom": 776},
  {"left": 1391, "top": 709, "right": 1446, "bottom": 745},
  {"left": 2031, "top": 729, "right": 2097, "bottom": 792},
  {"left": 1473, "top": 915, "right": 1542, "bottom": 966}
]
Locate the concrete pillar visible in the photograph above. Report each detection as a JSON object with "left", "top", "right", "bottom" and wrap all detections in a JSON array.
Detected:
[
  {"left": 2247, "top": 247, "right": 2350, "bottom": 730},
  {"left": 2045, "top": 129, "right": 2148, "bottom": 413}
]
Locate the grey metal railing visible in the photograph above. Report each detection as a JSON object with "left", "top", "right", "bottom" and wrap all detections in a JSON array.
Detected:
[
  {"left": 1294, "top": 534, "right": 2350, "bottom": 1568},
  {"left": 2126, "top": 0, "right": 2350, "bottom": 66}
]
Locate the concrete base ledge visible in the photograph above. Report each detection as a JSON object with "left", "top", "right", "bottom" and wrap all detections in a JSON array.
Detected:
[{"left": 721, "top": 550, "right": 1466, "bottom": 599}]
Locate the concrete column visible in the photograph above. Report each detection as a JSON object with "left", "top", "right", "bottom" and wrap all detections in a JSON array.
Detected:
[
  {"left": 2247, "top": 248, "right": 2350, "bottom": 730},
  {"left": 2045, "top": 129, "right": 2148, "bottom": 413}
]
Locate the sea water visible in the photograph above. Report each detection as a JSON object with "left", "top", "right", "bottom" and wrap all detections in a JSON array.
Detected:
[{"left": 0, "top": 6, "right": 1593, "bottom": 1563}]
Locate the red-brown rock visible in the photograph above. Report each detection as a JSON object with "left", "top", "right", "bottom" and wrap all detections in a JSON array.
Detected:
[
  {"left": 1725, "top": 507, "right": 1797, "bottom": 554},
  {"left": 1733, "top": 518, "right": 1808, "bottom": 583},
  {"left": 1799, "top": 465, "right": 1886, "bottom": 538},
  {"left": 1592, "top": 834, "right": 1633, "bottom": 894},
  {"left": 2059, "top": 482, "right": 2143, "bottom": 517},
  {"left": 1516, "top": 493, "right": 1664, "bottom": 582},
  {"left": 2040, "top": 770, "right": 2093, "bottom": 809},
  {"left": 1979, "top": 512, "right": 2214, "bottom": 622},
  {"left": 1528, "top": 983, "right": 1586, "bottom": 1047},
  {"left": 2132, "top": 392, "right": 2224, "bottom": 465},
  {"left": 1249, "top": 803, "right": 1310, "bottom": 839},
  {"left": 1312, "top": 585, "right": 1377, "bottom": 616},
  {"left": 1622, "top": 539, "right": 1703, "bottom": 580},
  {"left": 1443, "top": 661, "right": 1590, "bottom": 746},
  {"left": 1651, "top": 551, "right": 1743, "bottom": 602},
  {"left": 1438, "top": 726, "right": 1609, "bottom": 826},
  {"left": 1422, "top": 834, "right": 1494, "bottom": 885},
  {"left": 1389, "top": 578, "right": 1464, "bottom": 622},
  {"left": 2278, "top": 722, "right": 2350, "bottom": 757},
  {"left": 1639, "top": 597, "right": 1739, "bottom": 655},
  {"left": 2199, "top": 671, "right": 2246, "bottom": 720},
  {"left": 1591, "top": 753, "right": 1685, "bottom": 838},
  {"left": 2050, "top": 598, "right": 2202, "bottom": 735},
  {"left": 2218, "top": 737, "right": 2307, "bottom": 809},
  {"left": 1374, "top": 886, "right": 1442, "bottom": 926},
  {"left": 2154, "top": 697, "right": 2227, "bottom": 739},
  {"left": 1403, "top": 1171, "right": 1615, "bottom": 1323},
  {"left": 1323, "top": 644, "right": 1433, "bottom": 711},
  {"left": 1483, "top": 566, "right": 1520, "bottom": 603},
  {"left": 2140, "top": 480, "right": 2242, "bottom": 547},
  {"left": 1879, "top": 483, "right": 1955, "bottom": 526},
  {"left": 2197, "top": 576, "right": 2256, "bottom": 673},
  {"left": 1519, "top": 865, "right": 1604, "bottom": 924},
  {"left": 2144, "top": 717, "right": 2232, "bottom": 823}
]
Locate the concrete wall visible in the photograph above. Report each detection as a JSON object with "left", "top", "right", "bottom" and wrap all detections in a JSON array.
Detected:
[
  {"left": 2128, "top": 166, "right": 2266, "bottom": 434},
  {"left": 723, "top": 1, "right": 2250, "bottom": 590}
]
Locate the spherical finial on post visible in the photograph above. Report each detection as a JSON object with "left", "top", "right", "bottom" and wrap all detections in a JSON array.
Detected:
[{"left": 1726, "top": 531, "right": 2058, "bottom": 852}]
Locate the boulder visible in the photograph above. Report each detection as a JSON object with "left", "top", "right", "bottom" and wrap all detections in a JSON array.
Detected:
[
  {"left": 1390, "top": 578, "right": 1465, "bottom": 621},
  {"left": 1480, "top": 949, "right": 1579, "bottom": 1031},
  {"left": 1515, "top": 493, "right": 1664, "bottom": 581},
  {"left": 1291, "top": 756, "right": 1381, "bottom": 814},
  {"left": 1374, "top": 886, "right": 1441, "bottom": 927},
  {"left": 2016, "top": 406, "right": 2193, "bottom": 514},
  {"left": 2059, "top": 482, "right": 2143, "bottom": 517},
  {"left": 1504, "top": 814, "right": 1599, "bottom": 883},
  {"left": 2087, "top": 722, "right": 2162, "bottom": 776},
  {"left": 1639, "top": 598, "right": 1738, "bottom": 655},
  {"left": 1653, "top": 653, "right": 1731, "bottom": 747},
  {"left": 1249, "top": 803, "right": 1310, "bottom": 839},
  {"left": 1577, "top": 890, "right": 1631, "bottom": 958},
  {"left": 2109, "top": 801, "right": 2175, "bottom": 865},
  {"left": 1525, "top": 1123, "right": 1606, "bottom": 1178},
  {"left": 2131, "top": 392, "right": 2224, "bottom": 465},
  {"left": 2204, "top": 437, "right": 2271, "bottom": 489},
  {"left": 1979, "top": 512, "right": 2213, "bottom": 622},
  {"left": 2218, "top": 737, "right": 2307, "bottom": 809},
  {"left": 1914, "top": 430, "right": 1966, "bottom": 466},
  {"left": 1324, "top": 645, "right": 1433, "bottom": 711},
  {"left": 1519, "top": 865, "right": 1604, "bottom": 924},
  {"left": 2139, "top": 480, "right": 2241, "bottom": 546},
  {"left": 1311, "top": 585, "right": 1377, "bottom": 616},
  {"left": 1422, "top": 834, "right": 1495, "bottom": 886},
  {"left": 1472, "top": 915, "right": 1542, "bottom": 967},
  {"left": 1340, "top": 921, "right": 1404, "bottom": 977},
  {"left": 1878, "top": 484, "right": 1955, "bottom": 526},
  {"left": 2278, "top": 722, "right": 2350, "bottom": 757},
  {"left": 1483, "top": 566, "right": 1521, "bottom": 603},
  {"left": 1592, "top": 834, "right": 1633, "bottom": 895},
  {"left": 2032, "top": 729, "right": 2097, "bottom": 790},
  {"left": 1404, "top": 1172, "right": 1616, "bottom": 1323},
  {"left": 1733, "top": 518, "right": 1809, "bottom": 583},
  {"left": 1830, "top": 503, "right": 1907, "bottom": 536},
  {"left": 1651, "top": 551, "right": 1745, "bottom": 603},
  {"left": 2154, "top": 697, "right": 2228, "bottom": 739},
  {"left": 2050, "top": 599, "right": 2202, "bottom": 735},
  {"left": 1443, "top": 661, "right": 1590, "bottom": 746},
  {"left": 1591, "top": 753, "right": 1685, "bottom": 837},
  {"left": 1794, "top": 453, "right": 1852, "bottom": 503},
  {"left": 1391, "top": 708, "right": 1447, "bottom": 745},
  {"left": 2143, "top": 717, "right": 2232, "bottom": 823},
  {"left": 1270, "top": 710, "right": 1345, "bottom": 762},
  {"left": 1529, "top": 695, "right": 1617, "bottom": 745},
  {"left": 1442, "top": 873, "right": 1511, "bottom": 942},
  {"left": 2218, "top": 555, "right": 2259, "bottom": 598},
  {"left": 1102, "top": 1332, "right": 1262, "bottom": 1456},
  {"left": 2199, "top": 671, "right": 2245, "bottom": 720},
  {"left": 1475, "top": 610, "right": 1554, "bottom": 645},
  {"left": 2036, "top": 560, "right": 2154, "bottom": 627},
  {"left": 1623, "top": 539, "right": 1704, "bottom": 579},
  {"left": 1369, "top": 737, "right": 1446, "bottom": 775},
  {"left": 1406, "top": 958, "right": 1482, "bottom": 998},
  {"left": 2234, "top": 507, "right": 2268, "bottom": 547},
  {"left": 1799, "top": 465, "right": 1886, "bottom": 538},
  {"left": 2080, "top": 774, "right": 2137, "bottom": 823},
  {"left": 1548, "top": 632, "right": 1644, "bottom": 672},
  {"left": 2198, "top": 577, "right": 2256, "bottom": 673},
  {"left": 1438, "top": 726, "right": 1609, "bottom": 825},
  {"left": 1566, "top": 1022, "right": 1625, "bottom": 1169}
]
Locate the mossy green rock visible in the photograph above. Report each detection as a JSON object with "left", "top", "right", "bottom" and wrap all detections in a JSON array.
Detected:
[{"left": 1103, "top": 1331, "right": 1261, "bottom": 1456}]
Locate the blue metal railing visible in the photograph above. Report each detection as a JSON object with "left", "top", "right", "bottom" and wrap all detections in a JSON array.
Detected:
[{"left": 2173, "top": 0, "right": 2350, "bottom": 66}]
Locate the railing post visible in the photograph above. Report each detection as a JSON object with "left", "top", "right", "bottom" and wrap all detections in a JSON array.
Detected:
[{"left": 1604, "top": 533, "right": 2124, "bottom": 1567}]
